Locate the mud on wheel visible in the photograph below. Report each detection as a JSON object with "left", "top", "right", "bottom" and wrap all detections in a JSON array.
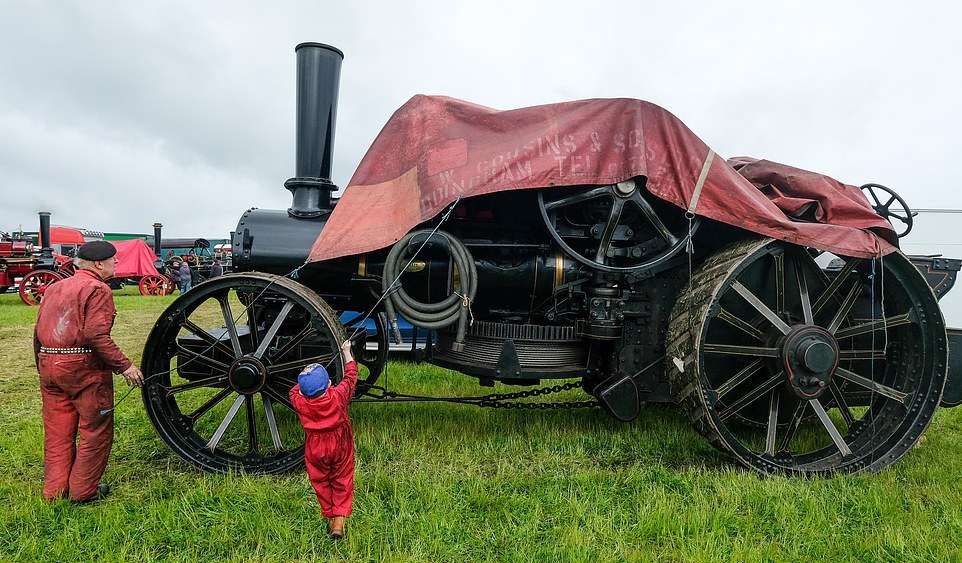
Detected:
[
  {"left": 141, "top": 272, "right": 346, "bottom": 474},
  {"left": 667, "top": 238, "right": 947, "bottom": 476}
]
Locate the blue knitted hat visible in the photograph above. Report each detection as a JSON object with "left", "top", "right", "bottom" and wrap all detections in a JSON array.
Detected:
[{"left": 298, "top": 364, "right": 330, "bottom": 398}]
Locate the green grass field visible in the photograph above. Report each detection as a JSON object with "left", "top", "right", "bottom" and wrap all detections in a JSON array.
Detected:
[{"left": 2, "top": 287, "right": 961, "bottom": 562}]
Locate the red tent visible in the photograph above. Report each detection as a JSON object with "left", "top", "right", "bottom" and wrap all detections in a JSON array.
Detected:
[
  {"left": 308, "top": 96, "right": 895, "bottom": 263},
  {"left": 110, "top": 238, "right": 160, "bottom": 278}
]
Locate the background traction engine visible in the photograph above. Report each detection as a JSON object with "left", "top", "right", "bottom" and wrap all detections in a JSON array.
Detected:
[
  {"left": 141, "top": 42, "right": 961, "bottom": 477},
  {"left": 1, "top": 212, "right": 65, "bottom": 305}
]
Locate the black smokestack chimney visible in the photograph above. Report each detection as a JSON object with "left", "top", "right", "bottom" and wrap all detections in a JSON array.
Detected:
[
  {"left": 284, "top": 42, "right": 344, "bottom": 218},
  {"left": 152, "top": 223, "right": 163, "bottom": 256},
  {"left": 38, "top": 211, "right": 52, "bottom": 258}
]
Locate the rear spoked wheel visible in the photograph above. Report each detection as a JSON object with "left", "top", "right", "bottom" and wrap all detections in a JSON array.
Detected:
[
  {"left": 141, "top": 272, "right": 346, "bottom": 474},
  {"left": 668, "top": 238, "right": 947, "bottom": 476}
]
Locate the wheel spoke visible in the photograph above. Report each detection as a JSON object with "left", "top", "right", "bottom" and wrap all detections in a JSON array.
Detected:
[
  {"left": 826, "top": 282, "right": 863, "bottom": 334},
  {"left": 594, "top": 198, "right": 626, "bottom": 263},
  {"left": 809, "top": 399, "right": 852, "bottom": 456},
  {"left": 715, "top": 359, "right": 765, "bottom": 400},
  {"left": 253, "top": 300, "right": 296, "bottom": 358},
  {"left": 267, "top": 354, "right": 337, "bottom": 376},
  {"left": 838, "top": 349, "right": 886, "bottom": 361},
  {"left": 834, "top": 366, "right": 907, "bottom": 403},
  {"left": 794, "top": 256, "right": 814, "bottom": 325},
  {"left": 269, "top": 324, "right": 317, "bottom": 362},
  {"left": 261, "top": 394, "right": 285, "bottom": 451},
  {"left": 774, "top": 253, "right": 785, "bottom": 316},
  {"left": 717, "top": 308, "right": 766, "bottom": 341},
  {"left": 185, "top": 388, "right": 234, "bottom": 423},
  {"left": 206, "top": 394, "right": 246, "bottom": 451},
  {"left": 719, "top": 372, "right": 783, "bottom": 420},
  {"left": 542, "top": 185, "right": 611, "bottom": 211},
  {"left": 703, "top": 343, "right": 780, "bottom": 357},
  {"left": 261, "top": 383, "right": 294, "bottom": 409},
  {"left": 272, "top": 374, "right": 298, "bottom": 390},
  {"left": 881, "top": 194, "right": 896, "bottom": 212},
  {"left": 827, "top": 382, "right": 856, "bottom": 428},
  {"left": 778, "top": 400, "right": 807, "bottom": 453},
  {"left": 765, "top": 391, "right": 780, "bottom": 456},
  {"left": 834, "top": 312, "right": 912, "bottom": 339},
  {"left": 181, "top": 319, "right": 237, "bottom": 359},
  {"left": 174, "top": 342, "right": 231, "bottom": 373},
  {"left": 812, "top": 259, "right": 858, "bottom": 316},
  {"left": 629, "top": 191, "right": 678, "bottom": 244},
  {"left": 246, "top": 395, "right": 258, "bottom": 453},
  {"left": 731, "top": 281, "right": 791, "bottom": 335},
  {"left": 164, "top": 374, "right": 228, "bottom": 396},
  {"left": 217, "top": 295, "right": 244, "bottom": 357}
]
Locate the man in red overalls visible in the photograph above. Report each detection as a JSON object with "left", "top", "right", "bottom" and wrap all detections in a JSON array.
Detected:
[
  {"left": 289, "top": 340, "right": 358, "bottom": 539},
  {"left": 34, "top": 240, "right": 144, "bottom": 503}
]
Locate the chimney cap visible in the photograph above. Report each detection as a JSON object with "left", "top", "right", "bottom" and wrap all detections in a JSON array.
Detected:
[{"left": 294, "top": 42, "right": 344, "bottom": 58}]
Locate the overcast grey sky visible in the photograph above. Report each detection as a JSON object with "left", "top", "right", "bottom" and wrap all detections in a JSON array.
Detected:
[{"left": 1, "top": 1, "right": 960, "bottom": 240}]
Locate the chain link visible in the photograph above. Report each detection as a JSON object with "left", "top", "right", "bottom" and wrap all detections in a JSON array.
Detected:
[{"left": 356, "top": 380, "right": 600, "bottom": 410}]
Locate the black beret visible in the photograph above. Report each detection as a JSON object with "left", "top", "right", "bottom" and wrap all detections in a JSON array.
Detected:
[{"left": 77, "top": 240, "right": 117, "bottom": 261}]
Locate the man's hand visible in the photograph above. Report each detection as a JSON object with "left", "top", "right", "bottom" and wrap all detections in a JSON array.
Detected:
[
  {"left": 121, "top": 365, "right": 145, "bottom": 387},
  {"left": 341, "top": 340, "right": 354, "bottom": 364}
]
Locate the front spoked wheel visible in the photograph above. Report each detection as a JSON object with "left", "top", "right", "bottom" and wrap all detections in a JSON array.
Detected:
[
  {"left": 668, "top": 238, "right": 947, "bottom": 476},
  {"left": 141, "top": 272, "right": 346, "bottom": 474}
]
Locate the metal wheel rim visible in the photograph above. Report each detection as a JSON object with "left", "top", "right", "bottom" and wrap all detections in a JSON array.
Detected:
[
  {"left": 141, "top": 272, "right": 346, "bottom": 474},
  {"left": 669, "top": 238, "right": 947, "bottom": 476}
]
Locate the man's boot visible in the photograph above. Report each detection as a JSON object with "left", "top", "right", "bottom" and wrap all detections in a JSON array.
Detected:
[{"left": 329, "top": 516, "right": 346, "bottom": 539}]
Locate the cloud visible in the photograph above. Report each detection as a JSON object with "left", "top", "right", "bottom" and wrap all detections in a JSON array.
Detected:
[{"left": 1, "top": 0, "right": 961, "bottom": 241}]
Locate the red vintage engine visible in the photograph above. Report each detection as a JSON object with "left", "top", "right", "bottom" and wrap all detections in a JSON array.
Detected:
[{"left": 0, "top": 212, "right": 63, "bottom": 305}]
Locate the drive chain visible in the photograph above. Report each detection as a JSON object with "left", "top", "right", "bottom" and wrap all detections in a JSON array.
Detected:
[{"left": 357, "top": 380, "right": 599, "bottom": 410}]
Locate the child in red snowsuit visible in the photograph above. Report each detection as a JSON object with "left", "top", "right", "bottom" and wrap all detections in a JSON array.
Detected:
[{"left": 289, "top": 340, "right": 358, "bottom": 539}]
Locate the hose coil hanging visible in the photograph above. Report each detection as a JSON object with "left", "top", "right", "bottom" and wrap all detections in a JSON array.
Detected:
[{"left": 382, "top": 229, "right": 478, "bottom": 351}]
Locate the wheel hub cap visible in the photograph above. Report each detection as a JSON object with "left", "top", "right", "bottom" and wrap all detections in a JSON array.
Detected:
[
  {"left": 780, "top": 326, "right": 839, "bottom": 399},
  {"left": 228, "top": 356, "right": 267, "bottom": 394}
]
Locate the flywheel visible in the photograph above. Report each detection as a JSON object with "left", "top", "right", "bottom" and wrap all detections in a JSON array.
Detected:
[{"left": 667, "top": 238, "right": 947, "bottom": 476}]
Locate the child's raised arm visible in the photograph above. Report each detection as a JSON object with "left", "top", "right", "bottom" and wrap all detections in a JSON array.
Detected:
[{"left": 341, "top": 339, "right": 354, "bottom": 364}]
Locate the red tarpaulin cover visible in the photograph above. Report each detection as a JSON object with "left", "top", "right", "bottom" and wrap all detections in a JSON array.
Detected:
[
  {"left": 308, "top": 96, "right": 896, "bottom": 263},
  {"left": 110, "top": 238, "right": 160, "bottom": 278}
]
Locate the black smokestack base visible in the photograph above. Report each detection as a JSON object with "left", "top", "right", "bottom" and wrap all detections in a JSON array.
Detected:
[{"left": 286, "top": 42, "right": 343, "bottom": 218}]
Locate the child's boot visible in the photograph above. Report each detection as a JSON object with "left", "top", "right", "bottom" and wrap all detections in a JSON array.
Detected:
[{"left": 329, "top": 516, "right": 346, "bottom": 539}]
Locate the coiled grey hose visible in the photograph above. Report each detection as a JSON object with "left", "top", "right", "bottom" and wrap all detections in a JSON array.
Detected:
[{"left": 382, "top": 229, "right": 478, "bottom": 351}]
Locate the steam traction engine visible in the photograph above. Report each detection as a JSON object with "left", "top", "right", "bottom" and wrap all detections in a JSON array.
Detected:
[
  {"left": 1, "top": 212, "right": 68, "bottom": 305},
  {"left": 141, "top": 43, "right": 962, "bottom": 477}
]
